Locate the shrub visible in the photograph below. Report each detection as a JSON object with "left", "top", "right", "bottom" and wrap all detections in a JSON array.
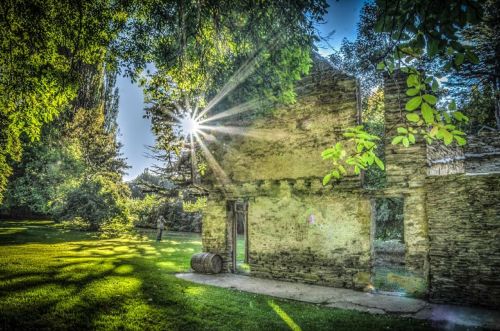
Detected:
[
  {"left": 129, "top": 194, "right": 164, "bottom": 228},
  {"left": 53, "top": 175, "right": 131, "bottom": 231}
]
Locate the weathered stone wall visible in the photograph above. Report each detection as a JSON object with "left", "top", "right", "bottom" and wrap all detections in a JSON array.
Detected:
[
  {"left": 426, "top": 132, "right": 500, "bottom": 176},
  {"left": 201, "top": 59, "right": 500, "bottom": 306},
  {"left": 427, "top": 143, "right": 465, "bottom": 176},
  {"left": 426, "top": 173, "right": 500, "bottom": 308},
  {"left": 246, "top": 184, "right": 372, "bottom": 289},
  {"left": 382, "top": 72, "right": 429, "bottom": 281},
  {"left": 202, "top": 197, "right": 230, "bottom": 271},
  {"left": 464, "top": 132, "right": 500, "bottom": 174}
]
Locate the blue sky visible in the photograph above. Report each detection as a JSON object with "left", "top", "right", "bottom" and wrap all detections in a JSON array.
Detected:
[{"left": 116, "top": 0, "right": 365, "bottom": 181}]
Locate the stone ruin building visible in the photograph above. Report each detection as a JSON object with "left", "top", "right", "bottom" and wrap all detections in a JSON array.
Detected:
[{"left": 199, "top": 54, "right": 500, "bottom": 308}]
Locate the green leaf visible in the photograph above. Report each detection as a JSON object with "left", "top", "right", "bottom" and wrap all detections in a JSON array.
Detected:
[
  {"left": 376, "top": 61, "right": 385, "bottom": 70},
  {"left": 441, "top": 129, "right": 453, "bottom": 145},
  {"left": 406, "top": 113, "right": 420, "bottom": 122},
  {"left": 443, "top": 112, "right": 451, "bottom": 124},
  {"left": 408, "top": 133, "right": 416, "bottom": 144},
  {"left": 421, "top": 103, "right": 435, "bottom": 124},
  {"left": 321, "top": 148, "right": 335, "bottom": 159},
  {"left": 454, "top": 135, "right": 466, "bottom": 146},
  {"left": 391, "top": 136, "right": 403, "bottom": 145},
  {"left": 430, "top": 126, "right": 439, "bottom": 137},
  {"left": 397, "top": 127, "right": 408, "bottom": 134},
  {"left": 402, "top": 137, "right": 410, "bottom": 147},
  {"left": 405, "top": 96, "right": 422, "bottom": 111},
  {"left": 338, "top": 165, "right": 347, "bottom": 175},
  {"left": 388, "top": 62, "right": 395, "bottom": 74},
  {"left": 431, "top": 79, "right": 439, "bottom": 92},
  {"left": 406, "top": 88, "right": 419, "bottom": 96},
  {"left": 406, "top": 74, "right": 419, "bottom": 87},
  {"left": 427, "top": 38, "right": 439, "bottom": 57},
  {"left": 422, "top": 94, "right": 437, "bottom": 105},
  {"left": 449, "top": 100, "right": 457, "bottom": 110},
  {"left": 374, "top": 155, "right": 384, "bottom": 170},
  {"left": 466, "top": 50, "right": 479, "bottom": 64},
  {"left": 332, "top": 170, "right": 340, "bottom": 179},
  {"left": 454, "top": 53, "right": 465, "bottom": 66},
  {"left": 323, "top": 173, "right": 332, "bottom": 186},
  {"left": 365, "top": 153, "right": 375, "bottom": 165},
  {"left": 453, "top": 111, "right": 468, "bottom": 122},
  {"left": 354, "top": 166, "right": 360, "bottom": 175}
]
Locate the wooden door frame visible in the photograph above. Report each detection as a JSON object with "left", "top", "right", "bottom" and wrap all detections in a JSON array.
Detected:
[{"left": 228, "top": 199, "right": 249, "bottom": 273}]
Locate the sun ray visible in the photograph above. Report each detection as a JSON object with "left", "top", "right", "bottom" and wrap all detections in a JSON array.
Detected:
[
  {"left": 198, "top": 125, "right": 288, "bottom": 141},
  {"left": 160, "top": 107, "right": 183, "bottom": 122},
  {"left": 195, "top": 35, "right": 283, "bottom": 121},
  {"left": 198, "top": 99, "right": 262, "bottom": 124},
  {"left": 195, "top": 55, "right": 260, "bottom": 121},
  {"left": 192, "top": 104, "right": 199, "bottom": 119},
  {"left": 197, "top": 129, "right": 217, "bottom": 142},
  {"left": 268, "top": 301, "right": 302, "bottom": 331},
  {"left": 194, "top": 133, "right": 230, "bottom": 186}
]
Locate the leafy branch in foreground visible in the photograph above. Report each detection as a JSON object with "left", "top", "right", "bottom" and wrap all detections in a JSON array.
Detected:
[
  {"left": 322, "top": 126, "right": 383, "bottom": 186},
  {"left": 391, "top": 68, "right": 469, "bottom": 147},
  {"left": 322, "top": 0, "right": 485, "bottom": 185}
]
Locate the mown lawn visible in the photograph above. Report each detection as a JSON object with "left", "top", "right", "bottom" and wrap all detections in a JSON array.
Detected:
[{"left": 0, "top": 220, "right": 440, "bottom": 331}]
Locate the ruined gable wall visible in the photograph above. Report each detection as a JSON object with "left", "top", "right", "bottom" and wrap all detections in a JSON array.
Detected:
[
  {"left": 426, "top": 131, "right": 500, "bottom": 176},
  {"left": 207, "top": 57, "right": 360, "bottom": 183},
  {"left": 426, "top": 173, "right": 500, "bottom": 308},
  {"left": 202, "top": 57, "right": 374, "bottom": 288}
]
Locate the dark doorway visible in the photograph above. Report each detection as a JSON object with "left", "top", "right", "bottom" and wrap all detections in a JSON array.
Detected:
[
  {"left": 372, "top": 197, "right": 406, "bottom": 293},
  {"left": 227, "top": 199, "right": 249, "bottom": 273}
]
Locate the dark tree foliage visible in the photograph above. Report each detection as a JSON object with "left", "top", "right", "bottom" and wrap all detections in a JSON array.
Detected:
[
  {"left": 0, "top": 0, "right": 130, "bottom": 201},
  {"left": 375, "top": 198, "right": 404, "bottom": 242},
  {"left": 128, "top": 168, "right": 173, "bottom": 199},
  {"left": 0, "top": 63, "right": 129, "bottom": 222},
  {"left": 444, "top": 0, "right": 500, "bottom": 132}
]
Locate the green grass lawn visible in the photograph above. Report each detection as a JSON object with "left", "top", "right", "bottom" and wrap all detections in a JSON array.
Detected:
[{"left": 0, "top": 220, "right": 441, "bottom": 331}]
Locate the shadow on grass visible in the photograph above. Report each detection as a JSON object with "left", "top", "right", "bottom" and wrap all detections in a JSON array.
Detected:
[{"left": 0, "top": 220, "right": 443, "bottom": 331}]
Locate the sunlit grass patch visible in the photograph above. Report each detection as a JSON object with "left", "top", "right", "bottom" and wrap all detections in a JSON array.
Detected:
[
  {"left": 114, "top": 264, "right": 134, "bottom": 274},
  {"left": 0, "top": 227, "right": 27, "bottom": 235},
  {"left": 81, "top": 276, "right": 142, "bottom": 300},
  {"left": 184, "top": 286, "right": 206, "bottom": 296}
]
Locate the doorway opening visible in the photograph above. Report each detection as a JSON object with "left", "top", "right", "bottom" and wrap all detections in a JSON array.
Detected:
[
  {"left": 372, "top": 197, "right": 406, "bottom": 293},
  {"left": 228, "top": 199, "right": 249, "bottom": 274}
]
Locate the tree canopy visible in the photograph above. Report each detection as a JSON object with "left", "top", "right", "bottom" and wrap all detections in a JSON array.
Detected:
[{"left": 0, "top": 0, "right": 129, "bottom": 201}]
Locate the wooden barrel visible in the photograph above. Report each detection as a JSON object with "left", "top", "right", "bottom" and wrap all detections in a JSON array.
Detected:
[{"left": 190, "top": 253, "right": 223, "bottom": 274}]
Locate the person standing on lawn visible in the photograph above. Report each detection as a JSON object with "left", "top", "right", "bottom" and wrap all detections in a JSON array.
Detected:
[{"left": 156, "top": 215, "right": 165, "bottom": 242}]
